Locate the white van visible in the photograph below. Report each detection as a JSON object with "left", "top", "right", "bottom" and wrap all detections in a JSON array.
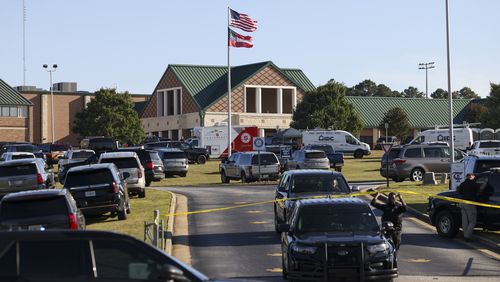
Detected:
[
  {"left": 409, "top": 127, "right": 473, "bottom": 150},
  {"left": 301, "top": 130, "right": 371, "bottom": 158}
]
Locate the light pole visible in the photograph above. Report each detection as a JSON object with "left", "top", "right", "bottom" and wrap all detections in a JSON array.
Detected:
[
  {"left": 418, "top": 62, "right": 435, "bottom": 98},
  {"left": 445, "top": 0, "right": 454, "bottom": 165},
  {"left": 43, "top": 64, "right": 57, "bottom": 143}
]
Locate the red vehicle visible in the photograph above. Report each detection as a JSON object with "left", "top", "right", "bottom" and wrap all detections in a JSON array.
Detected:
[{"left": 39, "top": 143, "right": 72, "bottom": 165}]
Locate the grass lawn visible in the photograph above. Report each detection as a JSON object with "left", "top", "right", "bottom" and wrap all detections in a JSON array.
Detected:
[
  {"left": 151, "top": 150, "right": 387, "bottom": 187},
  {"left": 86, "top": 188, "right": 172, "bottom": 240}
]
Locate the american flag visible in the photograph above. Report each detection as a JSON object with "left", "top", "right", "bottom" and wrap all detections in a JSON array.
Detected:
[
  {"left": 228, "top": 28, "right": 253, "bottom": 48},
  {"left": 229, "top": 9, "right": 257, "bottom": 32}
]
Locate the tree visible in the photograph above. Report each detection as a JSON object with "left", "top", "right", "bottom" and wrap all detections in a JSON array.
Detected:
[
  {"left": 457, "top": 87, "right": 480, "bottom": 99},
  {"left": 402, "top": 86, "right": 424, "bottom": 98},
  {"left": 483, "top": 83, "right": 500, "bottom": 128},
  {"left": 374, "top": 84, "right": 397, "bottom": 97},
  {"left": 380, "top": 107, "right": 411, "bottom": 141},
  {"left": 467, "top": 103, "right": 489, "bottom": 124},
  {"left": 291, "top": 81, "right": 363, "bottom": 135},
  {"left": 347, "top": 79, "right": 377, "bottom": 96},
  {"left": 431, "top": 88, "right": 448, "bottom": 99},
  {"left": 73, "top": 88, "right": 145, "bottom": 145}
]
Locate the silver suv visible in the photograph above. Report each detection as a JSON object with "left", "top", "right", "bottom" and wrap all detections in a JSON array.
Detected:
[
  {"left": 285, "top": 149, "right": 330, "bottom": 170},
  {"left": 380, "top": 144, "right": 466, "bottom": 182},
  {"left": 220, "top": 151, "right": 280, "bottom": 183}
]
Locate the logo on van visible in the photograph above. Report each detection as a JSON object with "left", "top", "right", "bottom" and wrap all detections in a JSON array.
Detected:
[
  {"left": 437, "top": 135, "right": 456, "bottom": 142},
  {"left": 318, "top": 135, "right": 334, "bottom": 142}
]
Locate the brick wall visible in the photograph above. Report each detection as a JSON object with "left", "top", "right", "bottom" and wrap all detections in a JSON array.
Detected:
[{"left": 0, "top": 117, "right": 29, "bottom": 142}]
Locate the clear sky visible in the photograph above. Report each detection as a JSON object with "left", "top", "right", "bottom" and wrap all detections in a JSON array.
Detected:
[{"left": 1, "top": 0, "right": 499, "bottom": 97}]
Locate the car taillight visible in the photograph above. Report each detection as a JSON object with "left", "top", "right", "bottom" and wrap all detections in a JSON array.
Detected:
[
  {"left": 47, "top": 153, "right": 53, "bottom": 159},
  {"left": 37, "top": 173, "right": 43, "bottom": 185},
  {"left": 248, "top": 166, "right": 253, "bottom": 177},
  {"left": 69, "top": 213, "right": 78, "bottom": 230},
  {"left": 137, "top": 168, "right": 143, "bottom": 178},
  {"left": 393, "top": 158, "right": 406, "bottom": 165},
  {"left": 112, "top": 181, "right": 118, "bottom": 193},
  {"left": 146, "top": 161, "right": 154, "bottom": 170}
]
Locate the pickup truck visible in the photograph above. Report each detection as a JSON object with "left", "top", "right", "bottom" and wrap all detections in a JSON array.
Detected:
[
  {"left": 144, "top": 141, "right": 209, "bottom": 164},
  {"left": 303, "top": 144, "right": 344, "bottom": 171}
]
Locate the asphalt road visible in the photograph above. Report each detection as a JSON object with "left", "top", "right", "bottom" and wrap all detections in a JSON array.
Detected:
[{"left": 163, "top": 184, "right": 500, "bottom": 281}]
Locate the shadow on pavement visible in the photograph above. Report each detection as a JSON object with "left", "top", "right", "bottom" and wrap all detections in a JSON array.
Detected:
[
  {"left": 173, "top": 230, "right": 280, "bottom": 247},
  {"left": 402, "top": 232, "right": 473, "bottom": 250}
]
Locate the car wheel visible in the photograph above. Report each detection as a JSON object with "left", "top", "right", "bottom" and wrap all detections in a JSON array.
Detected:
[
  {"left": 221, "top": 170, "right": 230, "bottom": 183},
  {"left": 436, "top": 210, "right": 459, "bottom": 238},
  {"left": 117, "top": 207, "right": 127, "bottom": 220},
  {"left": 354, "top": 150, "right": 364, "bottom": 159},
  {"left": 197, "top": 155, "right": 207, "bottom": 164},
  {"left": 392, "top": 177, "right": 405, "bottom": 183},
  {"left": 410, "top": 168, "right": 424, "bottom": 182},
  {"left": 126, "top": 203, "right": 131, "bottom": 214},
  {"left": 241, "top": 172, "right": 248, "bottom": 183},
  {"left": 138, "top": 189, "right": 146, "bottom": 198},
  {"left": 146, "top": 180, "right": 152, "bottom": 187}
]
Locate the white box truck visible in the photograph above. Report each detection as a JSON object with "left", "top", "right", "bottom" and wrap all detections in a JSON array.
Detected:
[{"left": 301, "top": 130, "right": 371, "bottom": 158}]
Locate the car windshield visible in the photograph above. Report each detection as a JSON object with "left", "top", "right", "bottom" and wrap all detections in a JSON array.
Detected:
[
  {"left": 251, "top": 154, "right": 278, "bottom": 165},
  {"left": 100, "top": 158, "right": 139, "bottom": 169},
  {"left": 478, "top": 141, "right": 500, "bottom": 148},
  {"left": 296, "top": 205, "right": 379, "bottom": 233},
  {"left": 150, "top": 152, "right": 162, "bottom": 161},
  {"left": 0, "top": 197, "right": 68, "bottom": 221},
  {"left": 475, "top": 160, "right": 500, "bottom": 173},
  {"left": 65, "top": 169, "right": 114, "bottom": 187},
  {"left": 163, "top": 152, "right": 186, "bottom": 159},
  {"left": 72, "top": 151, "right": 94, "bottom": 159},
  {"left": 0, "top": 164, "right": 37, "bottom": 176},
  {"left": 310, "top": 146, "right": 333, "bottom": 154},
  {"left": 12, "top": 154, "right": 34, "bottom": 160},
  {"left": 305, "top": 151, "right": 326, "bottom": 159},
  {"left": 10, "top": 145, "right": 37, "bottom": 152},
  {"left": 291, "top": 174, "right": 350, "bottom": 194}
]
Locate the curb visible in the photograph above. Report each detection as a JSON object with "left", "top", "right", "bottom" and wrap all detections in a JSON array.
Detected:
[
  {"left": 164, "top": 191, "right": 176, "bottom": 255},
  {"left": 373, "top": 187, "right": 500, "bottom": 254}
]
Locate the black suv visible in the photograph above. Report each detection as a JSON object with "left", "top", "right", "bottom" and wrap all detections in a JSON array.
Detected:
[
  {"left": 0, "top": 189, "right": 85, "bottom": 230},
  {"left": 278, "top": 198, "right": 398, "bottom": 282},
  {"left": 274, "top": 170, "right": 353, "bottom": 232},
  {"left": 0, "top": 230, "right": 210, "bottom": 281},
  {"left": 116, "top": 148, "right": 165, "bottom": 186},
  {"left": 63, "top": 163, "right": 130, "bottom": 220},
  {"left": 145, "top": 141, "right": 209, "bottom": 164},
  {"left": 428, "top": 168, "right": 500, "bottom": 237}
]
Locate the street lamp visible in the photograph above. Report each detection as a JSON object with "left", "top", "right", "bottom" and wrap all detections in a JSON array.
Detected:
[
  {"left": 418, "top": 62, "right": 435, "bottom": 98},
  {"left": 43, "top": 64, "right": 57, "bottom": 143},
  {"left": 445, "top": 0, "right": 455, "bottom": 165}
]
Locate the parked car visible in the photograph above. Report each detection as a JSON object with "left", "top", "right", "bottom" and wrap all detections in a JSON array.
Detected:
[
  {"left": 303, "top": 144, "right": 344, "bottom": 171},
  {"left": 428, "top": 168, "right": 500, "bottom": 237},
  {"left": 375, "top": 136, "right": 398, "bottom": 150},
  {"left": 273, "top": 170, "right": 353, "bottom": 232},
  {"left": 0, "top": 152, "right": 35, "bottom": 162},
  {"left": 468, "top": 140, "right": 500, "bottom": 156},
  {"left": 58, "top": 153, "right": 100, "bottom": 185},
  {"left": 98, "top": 152, "right": 146, "bottom": 198},
  {"left": 63, "top": 163, "right": 130, "bottom": 220},
  {"left": 38, "top": 143, "right": 72, "bottom": 165},
  {"left": 285, "top": 149, "right": 330, "bottom": 171},
  {"left": 57, "top": 149, "right": 95, "bottom": 168},
  {"left": 380, "top": 144, "right": 466, "bottom": 182},
  {"left": 0, "top": 230, "right": 210, "bottom": 281},
  {"left": 145, "top": 141, "right": 209, "bottom": 164},
  {"left": 278, "top": 198, "right": 398, "bottom": 281},
  {"left": 0, "top": 159, "right": 55, "bottom": 197},
  {"left": 80, "top": 136, "right": 119, "bottom": 153},
  {"left": 0, "top": 189, "right": 85, "bottom": 230},
  {"left": 116, "top": 148, "right": 165, "bottom": 186},
  {"left": 2, "top": 143, "right": 45, "bottom": 160},
  {"left": 155, "top": 148, "right": 189, "bottom": 177},
  {"left": 220, "top": 151, "right": 280, "bottom": 183}
]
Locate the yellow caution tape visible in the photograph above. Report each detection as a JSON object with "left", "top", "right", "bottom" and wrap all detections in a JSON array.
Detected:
[{"left": 162, "top": 189, "right": 500, "bottom": 218}]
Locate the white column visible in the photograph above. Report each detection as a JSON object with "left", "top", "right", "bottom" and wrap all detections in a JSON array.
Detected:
[
  {"left": 292, "top": 88, "right": 297, "bottom": 109},
  {"left": 256, "top": 88, "right": 262, "bottom": 114},
  {"left": 277, "top": 88, "right": 283, "bottom": 114},
  {"left": 168, "top": 130, "right": 172, "bottom": 139},
  {"left": 164, "top": 92, "right": 168, "bottom": 116},
  {"left": 259, "top": 128, "right": 265, "bottom": 137},
  {"left": 173, "top": 91, "right": 178, "bottom": 115}
]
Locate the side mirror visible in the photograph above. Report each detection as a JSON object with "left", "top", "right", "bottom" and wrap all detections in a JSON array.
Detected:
[
  {"left": 277, "top": 223, "right": 290, "bottom": 233},
  {"left": 158, "top": 264, "right": 189, "bottom": 282},
  {"left": 351, "top": 185, "right": 360, "bottom": 192},
  {"left": 123, "top": 172, "right": 131, "bottom": 180},
  {"left": 278, "top": 186, "right": 287, "bottom": 193}
]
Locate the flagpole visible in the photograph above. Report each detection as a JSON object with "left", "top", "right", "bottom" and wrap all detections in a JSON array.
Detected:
[{"left": 227, "top": 7, "right": 232, "bottom": 157}]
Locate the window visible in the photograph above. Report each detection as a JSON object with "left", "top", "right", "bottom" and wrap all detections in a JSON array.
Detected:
[
  {"left": 305, "top": 151, "right": 326, "bottom": 159},
  {"left": 65, "top": 169, "right": 114, "bottom": 187},
  {"left": 157, "top": 91, "right": 164, "bottom": 117},
  {"left": 291, "top": 174, "right": 350, "bottom": 194},
  {"left": 404, "top": 148, "right": 423, "bottom": 158},
  {"left": 167, "top": 90, "right": 174, "bottom": 116},
  {"left": 163, "top": 152, "right": 186, "bottom": 159},
  {"left": 282, "top": 89, "right": 293, "bottom": 114},
  {"left": 0, "top": 243, "right": 16, "bottom": 275},
  {"left": 19, "top": 240, "right": 91, "bottom": 278},
  {"left": 261, "top": 88, "right": 278, "bottom": 113},
  {"left": 297, "top": 206, "right": 378, "bottom": 233},
  {"left": 176, "top": 89, "right": 182, "bottom": 115},
  {"left": 101, "top": 158, "right": 140, "bottom": 169},
  {"left": 1, "top": 197, "right": 68, "bottom": 221},
  {"left": 1, "top": 107, "right": 9, "bottom": 117},
  {"left": 19, "top": 106, "right": 28, "bottom": 118},
  {"left": 92, "top": 240, "right": 163, "bottom": 280},
  {"left": 245, "top": 88, "right": 257, "bottom": 113},
  {"left": 251, "top": 153, "right": 278, "bottom": 165},
  {"left": 0, "top": 164, "right": 37, "bottom": 177},
  {"left": 424, "top": 147, "right": 444, "bottom": 158},
  {"left": 345, "top": 135, "right": 358, "bottom": 145}
]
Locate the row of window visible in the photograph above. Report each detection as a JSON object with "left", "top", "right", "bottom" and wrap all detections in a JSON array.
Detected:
[
  {"left": 157, "top": 88, "right": 182, "bottom": 117},
  {"left": 0, "top": 106, "right": 28, "bottom": 118}
]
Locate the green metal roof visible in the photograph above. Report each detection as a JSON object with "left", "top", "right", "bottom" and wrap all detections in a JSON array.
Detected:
[
  {"left": 346, "top": 96, "right": 472, "bottom": 129},
  {"left": 0, "top": 79, "right": 32, "bottom": 106},
  {"left": 169, "top": 61, "right": 315, "bottom": 110}
]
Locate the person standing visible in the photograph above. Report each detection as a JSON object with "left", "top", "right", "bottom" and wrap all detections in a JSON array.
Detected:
[
  {"left": 371, "top": 192, "right": 407, "bottom": 249},
  {"left": 458, "top": 173, "right": 479, "bottom": 241}
]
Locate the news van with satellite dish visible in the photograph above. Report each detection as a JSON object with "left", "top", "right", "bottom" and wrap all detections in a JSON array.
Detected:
[
  {"left": 301, "top": 130, "right": 371, "bottom": 158},
  {"left": 409, "top": 126, "right": 474, "bottom": 151}
]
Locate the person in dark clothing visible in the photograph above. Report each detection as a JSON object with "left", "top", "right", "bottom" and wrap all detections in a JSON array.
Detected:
[
  {"left": 371, "top": 192, "right": 407, "bottom": 250},
  {"left": 457, "top": 173, "right": 479, "bottom": 240}
]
